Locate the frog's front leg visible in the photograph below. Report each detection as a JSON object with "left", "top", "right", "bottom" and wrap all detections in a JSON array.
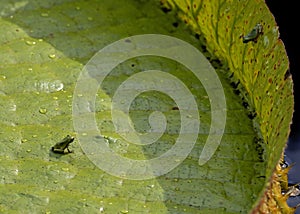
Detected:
[{"left": 66, "top": 148, "right": 72, "bottom": 153}]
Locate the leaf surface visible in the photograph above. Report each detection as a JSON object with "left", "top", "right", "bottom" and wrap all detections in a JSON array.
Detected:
[{"left": 0, "top": 0, "right": 287, "bottom": 213}]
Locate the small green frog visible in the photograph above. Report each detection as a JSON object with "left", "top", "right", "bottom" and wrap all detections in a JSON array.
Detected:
[
  {"left": 243, "top": 23, "right": 263, "bottom": 43},
  {"left": 51, "top": 135, "right": 74, "bottom": 154}
]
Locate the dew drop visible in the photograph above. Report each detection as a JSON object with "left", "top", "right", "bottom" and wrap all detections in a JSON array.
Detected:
[
  {"left": 41, "top": 13, "right": 49, "bottom": 17},
  {"left": 116, "top": 179, "right": 123, "bottom": 186},
  {"left": 25, "top": 40, "right": 36, "bottom": 45},
  {"left": 48, "top": 54, "right": 56, "bottom": 59},
  {"left": 39, "top": 108, "right": 47, "bottom": 114},
  {"left": 13, "top": 168, "right": 19, "bottom": 175},
  {"left": 263, "top": 36, "right": 269, "bottom": 47},
  {"left": 34, "top": 80, "right": 64, "bottom": 93},
  {"left": 272, "top": 26, "right": 278, "bottom": 34},
  {"left": 9, "top": 103, "right": 16, "bottom": 111}
]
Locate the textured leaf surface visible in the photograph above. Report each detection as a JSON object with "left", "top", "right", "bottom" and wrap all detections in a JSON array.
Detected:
[
  {"left": 0, "top": 0, "right": 272, "bottom": 213},
  {"left": 162, "top": 0, "right": 294, "bottom": 212}
]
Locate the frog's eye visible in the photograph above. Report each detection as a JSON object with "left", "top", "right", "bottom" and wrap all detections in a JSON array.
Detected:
[{"left": 243, "top": 23, "right": 263, "bottom": 43}]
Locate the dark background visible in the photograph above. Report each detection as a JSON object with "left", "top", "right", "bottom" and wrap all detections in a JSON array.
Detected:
[{"left": 265, "top": 1, "right": 299, "bottom": 212}]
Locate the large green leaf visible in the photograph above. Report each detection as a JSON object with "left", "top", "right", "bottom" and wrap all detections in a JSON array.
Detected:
[
  {"left": 162, "top": 0, "right": 294, "bottom": 212},
  {"left": 163, "top": 0, "right": 293, "bottom": 174},
  {"left": 0, "top": 0, "right": 292, "bottom": 213}
]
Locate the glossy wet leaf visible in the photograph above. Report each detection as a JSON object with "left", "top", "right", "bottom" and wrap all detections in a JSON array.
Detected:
[{"left": 0, "top": 0, "right": 292, "bottom": 213}]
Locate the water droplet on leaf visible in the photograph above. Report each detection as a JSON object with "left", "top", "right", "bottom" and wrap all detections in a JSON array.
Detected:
[
  {"left": 41, "top": 13, "right": 49, "bottom": 17},
  {"left": 48, "top": 54, "right": 56, "bottom": 59},
  {"left": 39, "top": 108, "right": 47, "bottom": 114}
]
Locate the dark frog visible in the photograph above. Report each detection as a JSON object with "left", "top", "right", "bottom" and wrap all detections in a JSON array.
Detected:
[{"left": 51, "top": 135, "right": 74, "bottom": 154}]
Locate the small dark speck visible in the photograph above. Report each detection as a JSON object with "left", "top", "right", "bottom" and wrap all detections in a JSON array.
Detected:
[
  {"left": 242, "top": 101, "right": 249, "bottom": 108},
  {"left": 230, "top": 80, "right": 240, "bottom": 89},
  {"left": 161, "top": 7, "right": 172, "bottom": 13},
  {"left": 172, "top": 107, "right": 179, "bottom": 110},
  {"left": 233, "top": 89, "right": 241, "bottom": 95},
  {"left": 172, "top": 22, "right": 179, "bottom": 27},
  {"left": 124, "top": 39, "right": 131, "bottom": 43},
  {"left": 248, "top": 111, "right": 257, "bottom": 119}
]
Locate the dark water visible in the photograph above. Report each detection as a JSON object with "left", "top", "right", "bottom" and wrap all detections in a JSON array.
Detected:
[{"left": 285, "top": 138, "right": 300, "bottom": 210}]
